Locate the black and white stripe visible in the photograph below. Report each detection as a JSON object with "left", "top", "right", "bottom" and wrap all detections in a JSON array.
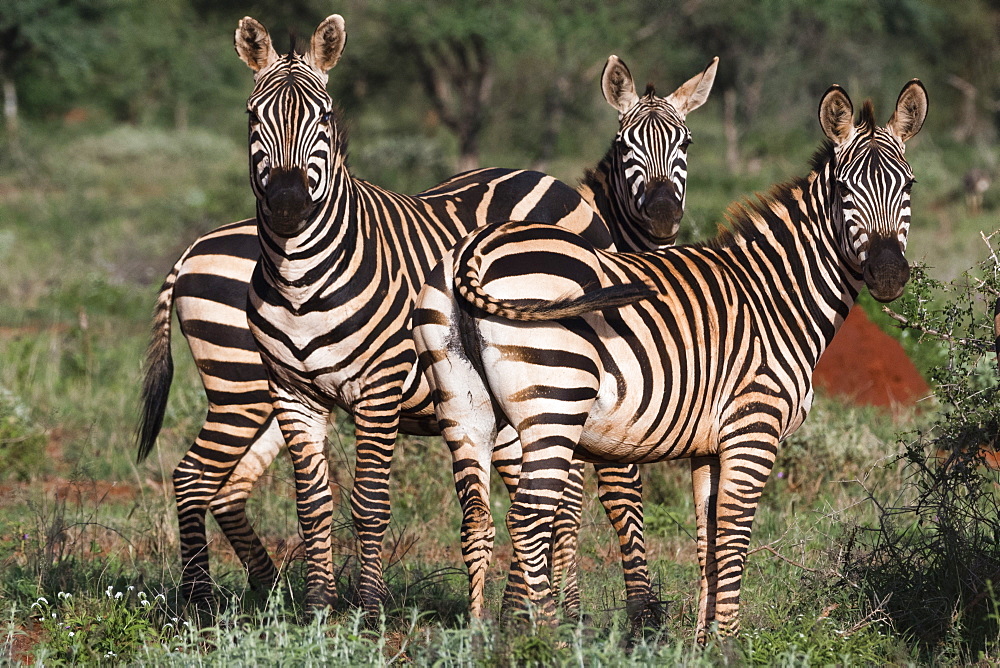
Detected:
[
  {"left": 412, "top": 80, "right": 927, "bottom": 635},
  {"left": 136, "top": 13, "right": 716, "bottom": 617}
]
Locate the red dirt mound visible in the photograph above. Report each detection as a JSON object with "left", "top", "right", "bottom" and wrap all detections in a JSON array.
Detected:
[{"left": 813, "top": 305, "right": 930, "bottom": 411}]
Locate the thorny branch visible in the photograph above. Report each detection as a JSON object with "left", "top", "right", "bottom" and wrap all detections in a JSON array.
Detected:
[{"left": 880, "top": 307, "right": 992, "bottom": 352}]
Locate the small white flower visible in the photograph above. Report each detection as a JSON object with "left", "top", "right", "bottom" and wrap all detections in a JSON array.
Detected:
[
  {"left": 51, "top": 612, "right": 56, "bottom": 619},
  {"left": 141, "top": 600, "right": 150, "bottom": 607},
  {"left": 155, "top": 594, "right": 166, "bottom": 602},
  {"left": 105, "top": 586, "right": 114, "bottom": 598},
  {"left": 31, "top": 597, "right": 48, "bottom": 609},
  {"left": 68, "top": 632, "right": 75, "bottom": 638},
  {"left": 115, "top": 592, "right": 123, "bottom": 600},
  {"left": 57, "top": 592, "right": 71, "bottom": 600},
  {"left": 138, "top": 591, "right": 147, "bottom": 600},
  {"left": 127, "top": 586, "right": 134, "bottom": 592}
]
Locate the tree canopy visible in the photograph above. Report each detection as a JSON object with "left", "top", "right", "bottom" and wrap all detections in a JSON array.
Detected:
[{"left": 1, "top": 0, "right": 997, "bottom": 169}]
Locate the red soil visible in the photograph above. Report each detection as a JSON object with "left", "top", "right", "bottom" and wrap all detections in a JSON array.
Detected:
[{"left": 813, "top": 305, "right": 930, "bottom": 412}]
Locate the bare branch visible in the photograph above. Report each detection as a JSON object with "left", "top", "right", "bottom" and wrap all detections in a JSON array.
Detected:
[
  {"left": 881, "top": 307, "right": 992, "bottom": 352},
  {"left": 748, "top": 543, "right": 820, "bottom": 573}
]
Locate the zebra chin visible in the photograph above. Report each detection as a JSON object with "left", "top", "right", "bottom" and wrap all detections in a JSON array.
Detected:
[
  {"left": 263, "top": 166, "right": 316, "bottom": 236},
  {"left": 862, "top": 237, "right": 911, "bottom": 303}
]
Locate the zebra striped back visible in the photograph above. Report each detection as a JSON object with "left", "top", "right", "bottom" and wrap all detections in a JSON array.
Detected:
[{"left": 412, "top": 80, "right": 928, "bottom": 634}]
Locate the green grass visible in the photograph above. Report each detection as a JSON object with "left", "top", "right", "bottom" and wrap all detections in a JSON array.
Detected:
[{"left": 0, "top": 115, "right": 997, "bottom": 664}]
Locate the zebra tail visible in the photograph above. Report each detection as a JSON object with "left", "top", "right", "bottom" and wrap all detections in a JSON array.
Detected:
[
  {"left": 135, "top": 254, "right": 184, "bottom": 463},
  {"left": 455, "top": 265, "right": 656, "bottom": 322}
]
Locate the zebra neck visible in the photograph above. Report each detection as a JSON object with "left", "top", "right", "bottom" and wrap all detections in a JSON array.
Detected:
[
  {"left": 786, "top": 163, "right": 863, "bottom": 367},
  {"left": 712, "top": 160, "right": 861, "bottom": 369},
  {"left": 256, "top": 171, "right": 370, "bottom": 293},
  {"left": 579, "top": 155, "right": 654, "bottom": 252}
]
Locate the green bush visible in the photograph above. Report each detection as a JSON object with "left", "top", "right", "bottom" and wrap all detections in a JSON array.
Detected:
[{"left": 840, "top": 231, "right": 1000, "bottom": 660}]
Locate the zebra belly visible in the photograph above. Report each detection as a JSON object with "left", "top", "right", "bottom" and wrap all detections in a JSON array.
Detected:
[{"left": 576, "top": 403, "right": 721, "bottom": 463}]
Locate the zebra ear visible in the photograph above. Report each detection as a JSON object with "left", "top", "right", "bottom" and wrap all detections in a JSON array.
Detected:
[
  {"left": 818, "top": 84, "right": 856, "bottom": 146},
  {"left": 235, "top": 16, "right": 279, "bottom": 73},
  {"left": 602, "top": 55, "right": 639, "bottom": 114},
  {"left": 666, "top": 56, "right": 719, "bottom": 117},
  {"left": 309, "top": 15, "right": 347, "bottom": 72},
  {"left": 887, "top": 79, "right": 928, "bottom": 143}
]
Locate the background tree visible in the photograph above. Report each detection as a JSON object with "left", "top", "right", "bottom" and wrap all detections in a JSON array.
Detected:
[{"left": 0, "top": 0, "right": 112, "bottom": 145}]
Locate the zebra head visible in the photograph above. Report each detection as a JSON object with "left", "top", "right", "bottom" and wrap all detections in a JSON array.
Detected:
[
  {"left": 601, "top": 55, "right": 718, "bottom": 245},
  {"left": 235, "top": 15, "right": 346, "bottom": 237},
  {"left": 819, "top": 80, "right": 928, "bottom": 303}
]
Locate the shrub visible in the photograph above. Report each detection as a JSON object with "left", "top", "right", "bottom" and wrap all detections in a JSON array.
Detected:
[{"left": 840, "top": 232, "right": 1000, "bottom": 659}]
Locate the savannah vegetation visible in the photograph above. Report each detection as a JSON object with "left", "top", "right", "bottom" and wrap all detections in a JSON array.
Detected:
[{"left": 1, "top": 0, "right": 1000, "bottom": 664}]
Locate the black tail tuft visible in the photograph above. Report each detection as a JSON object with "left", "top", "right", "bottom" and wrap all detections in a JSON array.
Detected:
[
  {"left": 135, "top": 263, "right": 182, "bottom": 463},
  {"left": 135, "top": 340, "right": 173, "bottom": 463}
]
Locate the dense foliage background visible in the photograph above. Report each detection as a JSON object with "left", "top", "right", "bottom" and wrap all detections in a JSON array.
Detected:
[{"left": 2, "top": 1, "right": 1000, "bottom": 664}]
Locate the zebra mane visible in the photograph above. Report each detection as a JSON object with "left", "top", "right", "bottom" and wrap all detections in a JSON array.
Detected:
[
  {"left": 287, "top": 31, "right": 301, "bottom": 57},
  {"left": 857, "top": 99, "right": 877, "bottom": 136},
  {"left": 704, "top": 140, "right": 836, "bottom": 250},
  {"left": 329, "top": 105, "right": 348, "bottom": 158}
]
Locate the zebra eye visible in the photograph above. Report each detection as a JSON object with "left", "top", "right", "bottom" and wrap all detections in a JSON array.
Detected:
[
  {"left": 320, "top": 110, "right": 334, "bottom": 125},
  {"left": 837, "top": 181, "right": 851, "bottom": 198},
  {"left": 680, "top": 136, "right": 693, "bottom": 149},
  {"left": 246, "top": 108, "right": 260, "bottom": 125}
]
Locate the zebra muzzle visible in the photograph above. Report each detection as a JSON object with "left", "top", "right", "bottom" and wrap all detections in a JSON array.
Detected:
[
  {"left": 642, "top": 178, "right": 683, "bottom": 243},
  {"left": 863, "top": 237, "right": 910, "bottom": 303},
  {"left": 265, "top": 167, "right": 314, "bottom": 236}
]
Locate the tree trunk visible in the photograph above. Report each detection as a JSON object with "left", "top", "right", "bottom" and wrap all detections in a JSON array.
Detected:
[
  {"left": 724, "top": 88, "right": 740, "bottom": 174},
  {"left": 3, "top": 76, "right": 18, "bottom": 137},
  {"left": 531, "top": 73, "right": 570, "bottom": 173},
  {"left": 949, "top": 74, "right": 978, "bottom": 143},
  {"left": 414, "top": 35, "right": 492, "bottom": 173}
]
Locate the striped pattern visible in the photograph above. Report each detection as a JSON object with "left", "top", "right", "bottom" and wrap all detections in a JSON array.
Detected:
[
  {"left": 413, "top": 80, "right": 927, "bottom": 634},
  {"left": 135, "top": 13, "right": 716, "bottom": 616}
]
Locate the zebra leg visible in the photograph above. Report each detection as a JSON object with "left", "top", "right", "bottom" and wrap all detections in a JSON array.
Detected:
[
  {"left": 490, "top": 425, "right": 521, "bottom": 495},
  {"left": 708, "top": 438, "right": 778, "bottom": 638},
  {"left": 208, "top": 414, "right": 285, "bottom": 593},
  {"left": 172, "top": 407, "right": 275, "bottom": 612},
  {"left": 690, "top": 455, "right": 720, "bottom": 643},
  {"left": 351, "top": 398, "right": 401, "bottom": 619},
  {"left": 549, "top": 459, "right": 585, "bottom": 618},
  {"left": 594, "top": 463, "right": 662, "bottom": 629},
  {"left": 451, "top": 430, "right": 499, "bottom": 620},
  {"left": 272, "top": 395, "right": 339, "bottom": 611},
  {"left": 501, "top": 431, "right": 581, "bottom": 625},
  {"left": 490, "top": 425, "right": 531, "bottom": 616}
]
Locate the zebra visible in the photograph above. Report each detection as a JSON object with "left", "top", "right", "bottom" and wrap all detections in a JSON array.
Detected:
[
  {"left": 135, "top": 12, "right": 717, "bottom": 616},
  {"left": 412, "top": 80, "right": 927, "bottom": 636}
]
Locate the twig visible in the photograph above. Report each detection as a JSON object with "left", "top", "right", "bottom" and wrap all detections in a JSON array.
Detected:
[
  {"left": 837, "top": 593, "right": 893, "bottom": 637},
  {"left": 881, "top": 307, "right": 992, "bottom": 352},
  {"left": 747, "top": 544, "right": 820, "bottom": 573},
  {"left": 980, "top": 230, "right": 1000, "bottom": 268}
]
